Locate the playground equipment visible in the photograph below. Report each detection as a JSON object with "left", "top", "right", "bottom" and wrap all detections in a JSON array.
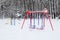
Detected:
[{"left": 21, "top": 8, "right": 54, "bottom": 31}]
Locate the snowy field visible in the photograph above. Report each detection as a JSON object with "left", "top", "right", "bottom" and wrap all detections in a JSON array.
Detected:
[{"left": 0, "top": 18, "right": 60, "bottom": 40}]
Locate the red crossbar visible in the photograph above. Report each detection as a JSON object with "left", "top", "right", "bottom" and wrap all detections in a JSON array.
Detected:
[{"left": 26, "top": 8, "right": 48, "bottom": 15}]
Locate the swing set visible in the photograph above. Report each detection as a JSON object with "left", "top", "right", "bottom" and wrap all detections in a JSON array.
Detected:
[{"left": 21, "top": 8, "right": 54, "bottom": 31}]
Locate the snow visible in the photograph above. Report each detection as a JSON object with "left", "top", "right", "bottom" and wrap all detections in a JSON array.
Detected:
[{"left": 0, "top": 18, "right": 60, "bottom": 40}]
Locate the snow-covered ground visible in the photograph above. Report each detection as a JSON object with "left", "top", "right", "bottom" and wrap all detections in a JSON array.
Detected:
[{"left": 0, "top": 18, "right": 60, "bottom": 40}]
